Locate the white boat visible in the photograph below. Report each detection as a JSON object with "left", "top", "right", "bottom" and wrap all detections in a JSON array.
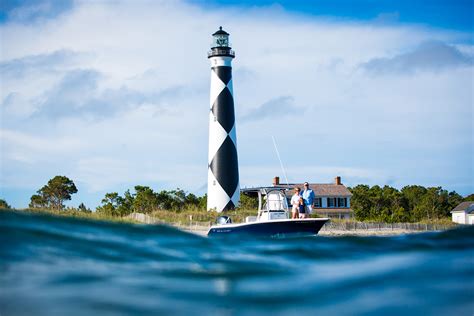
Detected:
[{"left": 208, "top": 187, "right": 329, "bottom": 237}]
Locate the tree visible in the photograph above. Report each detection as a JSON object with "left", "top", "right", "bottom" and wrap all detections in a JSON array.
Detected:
[
  {"left": 198, "top": 194, "right": 207, "bottom": 210},
  {"left": 238, "top": 193, "right": 258, "bottom": 210},
  {"left": 0, "top": 199, "right": 11, "bottom": 209},
  {"left": 185, "top": 193, "right": 200, "bottom": 207},
  {"left": 118, "top": 190, "right": 134, "bottom": 216},
  {"left": 401, "top": 185, "right": 427, "bottom": 213},
  {"left": 168, "top": 188, "right": 187, "bottom": 210},
  {"left": 29, "top": 194, "right": 47, "bottom": 209},
  {"left": 380, "top": 185, "right": 407, "bottom": 223},
  {"left": 96, "top": 187, "right": 206, "bottom": 216},
  {"left": 156, "top": 190, "right": 174, "bottom": 210},
  {"left": 448, "top": 191, "right": 463, "bottom": 210},
  {"left": 30, "top": 176, "right": 78, "bottom": 210},
  {"left": 367, "top": 185, "right": 384, "bottom": 219},
  {"left": 392, "top": 206, "right": 410, "bottom": 223},
  {"left": 97, "top": 192, "right": 123, "bottom": 216},
  {"left": 412, "top": 187, "right": 449, "bottom": 221},
  {"left": 133, "top": 186, "right": 159, "bottom": 213},
  {"left": 463, "top": 193, "right": 474, "bottom": 202},
  {"left": 78, "top": 203, "right": 91, "bottom": 213},
  {"left": 155, "top": 188, "right": 193, "bottom": 211},
  {"left": 349, "top": 185, "right": 372, "bottom": 221}
]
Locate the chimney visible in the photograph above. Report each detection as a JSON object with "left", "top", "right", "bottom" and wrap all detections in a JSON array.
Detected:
[
  {"left": 335, "top": 176, "right": 342, "bottom": 185},
  {"left": 273, "top": 176, "right": 280, "bottom": 186}
]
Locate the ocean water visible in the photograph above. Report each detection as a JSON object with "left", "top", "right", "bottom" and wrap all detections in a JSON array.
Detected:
[{"left": 1, "top": 211, "right": 473, "bottom": 316}]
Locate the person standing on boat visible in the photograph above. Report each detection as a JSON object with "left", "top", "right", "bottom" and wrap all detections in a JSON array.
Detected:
[
  {"left": 301, "top": 182, "right": 315, "bottom": 216},
  {"left": 298, "top": 197, "right": 306, "bottom": 218},
  {"left": 291, "top": 187, "right": 301, "bottom": 219}
]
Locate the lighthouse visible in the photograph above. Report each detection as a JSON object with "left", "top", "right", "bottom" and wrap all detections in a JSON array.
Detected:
[{"left": 207, "top": 27, "right": 240, "bottom": 212}]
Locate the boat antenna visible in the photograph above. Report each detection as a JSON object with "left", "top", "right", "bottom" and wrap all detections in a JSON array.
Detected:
[{"left": 271, "top": 135, "right": 289, "bottom": 186}]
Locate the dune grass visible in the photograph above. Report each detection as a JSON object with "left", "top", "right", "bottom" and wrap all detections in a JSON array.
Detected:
[
  {"left": 2, "top": 207, "right": 456, "bottom": 230},
  {"left": 1, "top": 207, "right": 259, "bottom": 226},
  {"left": 150, "top": 207, "right": 257, "bottom": 225},
  {"left": 2, "top": 208, "right": 139, "bottom": 224}
]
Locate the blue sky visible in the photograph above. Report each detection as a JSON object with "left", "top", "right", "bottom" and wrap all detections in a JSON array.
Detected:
[
  {"left": 0, "top": 0, "right": 473, "bottom": 209},
  {"left": 193, "top": 0, "right": 474, "bottom": 31},
  {"left": 2, "top": 0, "right": 473, "bottom": 30}
]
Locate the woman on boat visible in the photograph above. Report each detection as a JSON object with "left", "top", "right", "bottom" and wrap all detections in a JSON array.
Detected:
[{"left": 291, "top": 187, "right": 301, "bottom": 219}]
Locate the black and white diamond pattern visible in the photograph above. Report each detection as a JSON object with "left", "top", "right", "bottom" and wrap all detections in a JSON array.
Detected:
[{"left": 207, "top": 65, "right": 240, "bottom": 212}]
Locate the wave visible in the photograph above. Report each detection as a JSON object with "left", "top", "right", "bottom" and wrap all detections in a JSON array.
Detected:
[{"left": 1, "top": 210, "right": 473, "bottom": 315}]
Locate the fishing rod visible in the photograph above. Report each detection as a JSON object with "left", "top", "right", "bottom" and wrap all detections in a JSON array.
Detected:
[{"left": 271, "top": 135, "right": 289, "bottom": 186}]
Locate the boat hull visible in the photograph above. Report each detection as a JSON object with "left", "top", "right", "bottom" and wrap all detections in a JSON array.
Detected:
[{"left": 207, "top": 218, "right": 329, "bottom": 237}]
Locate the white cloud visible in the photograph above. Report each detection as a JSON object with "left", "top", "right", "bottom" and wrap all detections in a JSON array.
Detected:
[
  {"left": 0, "top": 0, "right": 472, "bottom": 208},
  {"left": 240, "top": 96, "right": 303, "bottom": 122},
  {"left": 0, "top": 49, "right": 86, "bottom": 78},
  {"left": 1, "top": 129, "right": 87, "bottom": 158},
  {"left": 361, "top": 41, "right": 473, "bottom": 75}
]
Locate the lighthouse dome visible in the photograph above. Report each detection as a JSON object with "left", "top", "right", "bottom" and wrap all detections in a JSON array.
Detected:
[
  {"left": 212, "top": 26, "right": 229, "bottom": 36},
  {"left": 209, "top": 26, "right": 235, "bottom": 58}
]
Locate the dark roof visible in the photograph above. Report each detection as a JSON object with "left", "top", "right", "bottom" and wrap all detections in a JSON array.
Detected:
[
  {"left": 278, "top": 183, "right": 353, "bottom": 197},
  {"left": 212, "top": 26, "right": 229, "bottom": 36},
  {"left": 451, "top": 201, "right": 474, "bottom": 213}
]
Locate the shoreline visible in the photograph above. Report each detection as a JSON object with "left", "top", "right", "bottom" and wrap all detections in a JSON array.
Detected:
[
  {"left": 6, "top": 210, "right": 454, "bottom": 237},
  {"left": 173, "top": 224, "right": 429, "bottom": 237},
  {"left": 126, "top": 212, "right": 455, "bottom": 236}
]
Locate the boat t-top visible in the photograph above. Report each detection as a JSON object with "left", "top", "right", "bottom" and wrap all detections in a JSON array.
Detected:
[{"left": 207, "top": 187, "right": 329, "bottom": 237}]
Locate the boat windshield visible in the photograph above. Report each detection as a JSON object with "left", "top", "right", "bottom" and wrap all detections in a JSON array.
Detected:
[{"left": 261, "top": 189, "right": 288, "bottom": 212}]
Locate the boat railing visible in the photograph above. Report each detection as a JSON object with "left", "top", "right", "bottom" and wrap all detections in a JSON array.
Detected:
[{"left": 258, "top": 189, "right": 290, "bottom": 220}]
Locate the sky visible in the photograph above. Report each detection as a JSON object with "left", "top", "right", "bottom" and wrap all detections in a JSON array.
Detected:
[{"left": 0, "top": 0, "right": 473, "bottom": 209}]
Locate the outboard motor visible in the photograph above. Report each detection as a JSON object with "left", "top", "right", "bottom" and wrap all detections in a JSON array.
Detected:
[{"left": 216, "top": 216, "right": 232, "bottom": 225}]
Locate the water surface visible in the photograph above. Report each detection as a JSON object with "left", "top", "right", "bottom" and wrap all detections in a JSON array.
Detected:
[{"left": 1, "top": 211, "right": 473, "bottom": 315}]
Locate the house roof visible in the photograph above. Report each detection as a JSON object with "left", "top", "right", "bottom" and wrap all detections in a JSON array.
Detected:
[
  {"left": 451, "top": 201, "right": 474, "bottom": 213},
  {"left": 278, "top": 183, "right": 353, "bottom": 197}
]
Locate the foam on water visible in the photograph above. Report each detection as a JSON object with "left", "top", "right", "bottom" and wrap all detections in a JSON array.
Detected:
[{"left": 1, "top": 211, "right": 473, "bottom": 315}]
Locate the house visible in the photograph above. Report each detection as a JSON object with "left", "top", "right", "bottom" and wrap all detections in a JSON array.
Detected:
[
  {"left": 450, "top": 201, "right": 474, "bottom": 225},
  {"left": 272, "top": 176, "right": 354, "bottom": 219}
]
